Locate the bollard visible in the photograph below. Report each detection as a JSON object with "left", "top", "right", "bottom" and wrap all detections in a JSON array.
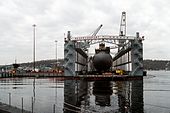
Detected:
[
  {"left": 53, "top": 104, "right": 55, "bottom": 113},
  {"left": 31, "top": 97, "right": 33, "bottom": 113},
  {"left": 8, "top": 93, "right": 11, "bottom": 106},
  {"left": 22, "top": 97, "right": 23, "bottom": 113}
]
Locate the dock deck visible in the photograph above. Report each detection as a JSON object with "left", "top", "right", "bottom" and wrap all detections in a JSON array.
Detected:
[
  {"left": 0, "top": 73, "right": 143, "bottom": 81},
  {"left": 66, "top": 74, "right": 143, "bottom": 81}
]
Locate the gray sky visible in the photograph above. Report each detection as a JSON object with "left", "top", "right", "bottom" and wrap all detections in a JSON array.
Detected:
[{"left": 0, "top": 0, "right": 170, "bottom": 65}]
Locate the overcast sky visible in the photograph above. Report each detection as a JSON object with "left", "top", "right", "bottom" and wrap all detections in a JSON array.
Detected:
[{"left": 0, "top": 0, "right": 170, "bottom": 65}]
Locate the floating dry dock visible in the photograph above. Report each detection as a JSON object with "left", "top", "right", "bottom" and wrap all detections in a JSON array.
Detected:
[{"left": 64, "top": 12, "right": 144, "bottom": 78}]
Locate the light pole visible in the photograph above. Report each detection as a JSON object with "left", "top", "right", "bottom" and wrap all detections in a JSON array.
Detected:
[
  {"left": 55, "top": 40, "right": 58, "bottom": 110},
  {"left": 55, "top": 40, "right": 58, "bottom": 75},
  {"left": 33, "top": 24, "right": 36, "bottom": 72}
]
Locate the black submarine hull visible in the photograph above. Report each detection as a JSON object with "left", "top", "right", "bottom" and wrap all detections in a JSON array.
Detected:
[{"left": 92, "top": 51, "right": 112, "bottom": 71}]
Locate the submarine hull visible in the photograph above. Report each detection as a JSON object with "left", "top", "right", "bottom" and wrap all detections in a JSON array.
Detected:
[{"left": 93, "top": 52, "right": 112, "bottom": 71}]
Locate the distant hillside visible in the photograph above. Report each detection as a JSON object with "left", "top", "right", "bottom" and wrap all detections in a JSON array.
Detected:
[
  {"left": 20, "top": 59, "right": 64, "bottom": 68},
  {"left": 1, "top": 59, "right": 170, "bottom": 71},
  {"left": 22, "top": 59, "right": 170, "bottom": 70},
  {"left": 143, "top": 59, "right": 170, "bottom": 70}
]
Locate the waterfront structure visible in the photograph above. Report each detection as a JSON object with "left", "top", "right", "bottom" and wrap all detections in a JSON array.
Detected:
[{"left": 64, "top": 12, "right": 144, "bottom": 76}]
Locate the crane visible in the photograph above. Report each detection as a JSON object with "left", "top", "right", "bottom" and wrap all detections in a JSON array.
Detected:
[
  {"left": 118, "top": 12, "right": 126, "bottom": 50},
  {"left": 91, "top": 24, "right": 103, "bottom": 36},
  {"left": 119, "top": 12, "right": 126, "bottom": 36}
]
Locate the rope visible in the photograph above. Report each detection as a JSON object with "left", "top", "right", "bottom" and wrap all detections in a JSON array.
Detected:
[
  {"left": 63, "top": 107, "right": 81, "bottom": 113},
  {"left": 64, "top": 102, "right": 81, "bottom": 110},
  {"left": 64, "top": 102, "right": 93, "bottom": 113}
]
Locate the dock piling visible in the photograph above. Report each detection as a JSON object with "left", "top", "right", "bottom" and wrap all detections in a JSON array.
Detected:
[
  {"left": 8, "top": 93, "right": 11, "bottom": 106},
  {"left": 53, "top": 104, "right": 55, "bottom": 113},
  {"left": 31, "top": 97, "right": 33, "bottom": 113},
  {"left": 21, "top": 97, "right": 23, "bottom": 113}
]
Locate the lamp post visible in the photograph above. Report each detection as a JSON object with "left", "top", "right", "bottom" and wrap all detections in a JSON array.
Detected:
[
  {"left": 55, "top": 40, "right": 58, "bottom": 75},
  {"left": 33, "top": 24, "right": 36, "bottom": 72},
  {"left": 54, "top": 40, "right": 58, "bottom": 110}
]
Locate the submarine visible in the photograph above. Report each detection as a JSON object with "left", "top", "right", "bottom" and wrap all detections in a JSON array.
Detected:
[{"left": 92, "top": 43, "right": 113, "bottom": 72}]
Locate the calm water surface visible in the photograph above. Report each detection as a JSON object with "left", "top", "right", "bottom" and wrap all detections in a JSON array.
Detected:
[{"left": 0, "top": 71, "right": 170, "bottom": 113}]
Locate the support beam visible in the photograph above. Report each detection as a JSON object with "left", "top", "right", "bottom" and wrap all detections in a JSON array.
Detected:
[{"left": 64, "top": 31, "right": 76, "bottom": 76}]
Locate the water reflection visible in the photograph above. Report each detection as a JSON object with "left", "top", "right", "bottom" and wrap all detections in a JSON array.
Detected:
[
  {"left": 0, "top": 78, "right": 143, "bottom": 113},
  {"left": 64, "top": 80, "right": 83, "bottom": 113},
  {"left": 93, "top": 81, "right": 113, "bottom": 106},
  {"left": 131, "top": 80, "right": 143, "bottom": 113},
  {"left": 64, "top": 80, "right": 143, "bottom": 113}
]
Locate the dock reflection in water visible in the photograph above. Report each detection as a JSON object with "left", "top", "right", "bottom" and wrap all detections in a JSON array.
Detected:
[
  {"left": 64, "top": 80, "right": 143, "bottom": 113},
  {"left": 0, "top": 78, "right": 143, "bottom": 113}
]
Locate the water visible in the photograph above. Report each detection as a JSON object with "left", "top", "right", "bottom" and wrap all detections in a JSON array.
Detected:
[
  {"left": 0, "top": 71, "right": 170, "bottom": 113},
  {"left": 0, "top": 78, "right": 64, "bottom": 113},
  {"left": 144, "top": 71, "right": 170, "bottom": 113}
]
